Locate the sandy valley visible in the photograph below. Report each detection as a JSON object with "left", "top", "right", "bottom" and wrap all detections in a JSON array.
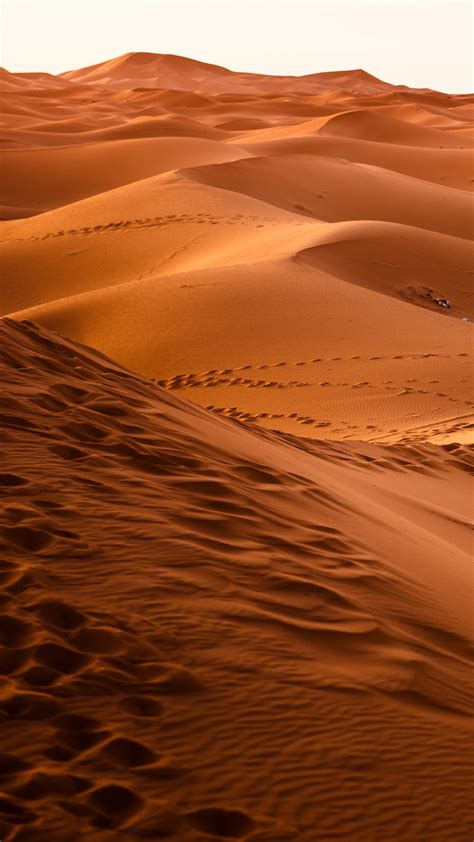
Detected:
[{"left": 0, "top": 52, "right": 473, "bottom": 841}]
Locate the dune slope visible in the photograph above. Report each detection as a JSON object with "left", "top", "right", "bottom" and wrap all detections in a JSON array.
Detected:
[
  {"left": 1, "top": 52, "right": 472, "bottom": 446},
  {"left": 0, "top": 318, "right": 473, "bottom": 842}
]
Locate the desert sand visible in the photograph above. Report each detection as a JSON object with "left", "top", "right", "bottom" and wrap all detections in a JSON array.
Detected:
[
  {"left": 0, "top": 54, "right": 473, "bottom": 444},
  {"left": 0, "top": 52, "right": 473, "bottom": 841}
]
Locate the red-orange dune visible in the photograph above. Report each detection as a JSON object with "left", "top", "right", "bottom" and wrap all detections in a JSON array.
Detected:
[
  {"left": 0, "top": 319, "right": 472, "bottom": 841},
  {"left": 0, "top": 52, "right": 473, "bottom": 841},
  {"left": 0, "top": 53, "right": 472, "bottom": 444}
]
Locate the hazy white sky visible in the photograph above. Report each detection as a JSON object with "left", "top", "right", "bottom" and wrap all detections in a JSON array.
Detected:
[{"left": 1, "top": 0, "right": 472, "bottom": 93}]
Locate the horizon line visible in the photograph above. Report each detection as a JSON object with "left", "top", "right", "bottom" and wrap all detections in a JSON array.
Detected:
[{"left": 4, "top": 50, "right": 473, "bottom": 97}]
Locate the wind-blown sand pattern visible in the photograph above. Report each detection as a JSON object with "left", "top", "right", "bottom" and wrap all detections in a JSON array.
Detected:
[
  {"left": 0, "top": 52, "right": 473, "bottom": 840},
  {"left": 0, "top": 318, "right": 473, "bottom": 841},
  {"left": 1, "top": 53, "right": 473, "bottom": 442}
]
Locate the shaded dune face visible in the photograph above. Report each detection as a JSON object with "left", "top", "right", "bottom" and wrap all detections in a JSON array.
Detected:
[
  {"left": 0, "top": 318, "right": 473, "bottom": 841},
  {"left": 0, "top": 53, "right": 472, "bottom": 446}
]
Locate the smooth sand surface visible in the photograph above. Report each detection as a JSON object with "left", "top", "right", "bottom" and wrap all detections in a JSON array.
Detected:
[
  {"left": 0, "top": 318, "right": 472, "bottom": 841},
  {"left": 0, "top": 53, "right": 473, "bottom": 841},
  {"left": 1, "top": 53, "right": 472, "bottom": 445}
]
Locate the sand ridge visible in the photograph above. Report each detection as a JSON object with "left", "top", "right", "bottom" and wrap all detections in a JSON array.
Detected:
[
  {"left": 0, "top": 52, "right": 473, "bottom": 838},
  {"left": 0, "top": 318, "right": 472, "bottom": 840},
  {"left": 1, "top": 52, "right": 472, "bottom": 447}
]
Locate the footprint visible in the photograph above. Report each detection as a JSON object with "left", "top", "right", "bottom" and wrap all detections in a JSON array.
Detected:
[
  {"left": 0, "top": 473, "right": 29, "bottom": 487},
  {"left": 119, "top": 696, "right": 163, "bottom": 717},
  {"left": 0, "top": 614, "right": 32, "bottom": 648},
  {"left": 4, "top": 526, "right": 51, "bottom": 552},
  {"left": 31, "top": 394, "right": 67, "bottom": 413},
  {"left": 21, "top": 665, "right": 60, "bottom": 687},
  {"left": 129, "top": 809, "right": 182, "bottom": 838},
  {"left": 72, "top": 627, "right": 124, "bottom": 655},
  {"left": 0, "top": 692, "right": 60, "bottom": 719},
  {"left": 50, "top": 383, "right": 90, "bottom": 402},
  {"left": 14, "top": 772, "right": 90, "bottom": 801},
  {"left": 4, "top": 570, "right": 37, "bottom": 597},
  {"left": 60, "top": 421, "right": 109, "bottom": 441},
  {"left": 233, "top": 465, "right": 282, "bottom": 485},
  {"left": 43, "top": 745, "right": 75, "bottom": 762},
  {"left": 87, "top": 784, "right": 142, "bottom": 826},
  {"left": 100, "top": 737, "right": 157, "bottom": 767},
  {"left": 53, "top": 713, "right": 102, "bottom": 732},
  {"left": 0, "top": 646, "right": 29, "bottom": 675},
  {"left": 186, "top": 807, "right": 255, "bottom": 838},
  {"left": 34, "top": 642, "right": 89, "bottom": 675},
  {"left": 57, "top": 730, "right": 109, "bottom": 753},
  {"left": 0, "top": 796, "right": 37, "bottom": 826},
  {"left": 0, "top": 752, "right": 31, "bottom": 780},
  {"left": 49, "top": 444, "right": 87, "bottom": 461},
  {"left": 34, "top": 599, "right": 85, "bottom": 631}
]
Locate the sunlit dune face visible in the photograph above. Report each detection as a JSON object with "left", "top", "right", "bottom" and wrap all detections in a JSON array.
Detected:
[
  {"left": 1, "top": 51, "right": 472, "bottom": 445},
  {"left": 0, "top": 5, "right": 473, "bottom": 836}
]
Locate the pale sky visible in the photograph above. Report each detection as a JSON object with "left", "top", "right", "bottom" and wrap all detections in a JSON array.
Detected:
[{"left": 1, "top": 0, "right": 473, "bottom": 93}]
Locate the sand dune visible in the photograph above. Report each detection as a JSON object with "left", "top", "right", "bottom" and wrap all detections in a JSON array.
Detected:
[
  {"left": 0, "top": 318, "right": 472, "bottom": 842},
  {"left": 318, "top": 108, "right": 474, "bottom": 147},
  {"left": 296, "top": 220, "right": 474, "bottom": 314},
  {"left": 1, "top": 94, "right": 472, "bottom": 445},
  {"left": 61, "top": 52, "right": 397, "bottom": 95},
  {"left": 233, "top": 107, "right": 474, "bottom": 146},
  {"left": 243, "top": 135, "right": 474, "bottom": 191},
  {"left": 0, "top": 51, "right": 473, "bottom": 841},
  {"left": 0, "top": 137, "right": 250, "bottom": 216},
  {"left": 183, "top": 153, "right": 474, "bottom": 237},
  {"left": 8, "top": 248, "right": 471, "bottom": 445}
]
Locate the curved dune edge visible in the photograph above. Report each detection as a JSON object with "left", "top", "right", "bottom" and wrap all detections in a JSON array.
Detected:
[
  {"left": 0, "top": 317, "right": 473, "bottom": 841},
  {"left": 1, "top": 52, "right": 473, "bottom": 842},
  {"left": 0, "top": 138, "right": 252, "bottom": 215},
  {"left": 1, "top": 54, "right": 472, "bottom": 447}
]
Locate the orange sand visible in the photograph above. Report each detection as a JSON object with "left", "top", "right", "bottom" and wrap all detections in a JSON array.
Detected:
[
  {"left": 0, "top": 52, "right": 473, "bottom": 841},
  {"left": 1, "top": 54, "right": 472, "bottom": 444}
]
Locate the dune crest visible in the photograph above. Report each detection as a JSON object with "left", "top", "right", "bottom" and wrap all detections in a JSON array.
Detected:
[
  {"left": 1, "top": 52, "right": 471, "bottom": 451},
  {"left": 0, "top": 51, "right": 473, "bottom": 840}
]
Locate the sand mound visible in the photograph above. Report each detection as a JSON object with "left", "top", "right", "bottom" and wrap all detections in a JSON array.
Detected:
[
  {"left": 318, "top": 108, "right": 474, "bottom": 147},
  {"left": 183, "top": 153, "right": 474, "bottom": 237},
  {"left": 0, "top": 137, "right": 250, "bottom": 217},
  {"left": 1, "top": 51, "right": 473, "bottom": 842},
  {"left": 235, "top": 106, "right": 474, "bottom": 147},
  {"left": 242, "top": 135, "right": 474, "bottom": 191},
  {"left": 0, "top": 68, "right": 471, "bottom": 433},
  {"left": 0, "top": 317, "right": 472, "bottom": 841},
  {"left": 2, "top": 140, "right": 471, "bottom": 444},
  {"left": 60, "top": 53, "right": 394, "bottom": 96},
  {"left": 295, "top": 219, "right": 474, "bottom": 317}
]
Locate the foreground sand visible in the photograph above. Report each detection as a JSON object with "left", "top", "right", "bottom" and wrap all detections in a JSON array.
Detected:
[
  {"left": 0, "top": 318, "right": 473, "bottom": 841},
  {"left": 1, "top": 53, "right": 473, "bottom": 444}
]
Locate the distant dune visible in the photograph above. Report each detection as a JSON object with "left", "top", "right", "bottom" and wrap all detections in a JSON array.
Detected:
[
  {"left": 0, "top": 52, "right": 473, "bottom": 841},
  {"left": 1, "top": 54, "right": 472, "bottom": 444}
]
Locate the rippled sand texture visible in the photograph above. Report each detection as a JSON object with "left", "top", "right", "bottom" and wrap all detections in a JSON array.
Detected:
[
  {"left": 0, "top": 318, "right": 472, "bottom": 841},
  {"left": 0, "top": 52, "right": 473, "bottom": 841}
]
